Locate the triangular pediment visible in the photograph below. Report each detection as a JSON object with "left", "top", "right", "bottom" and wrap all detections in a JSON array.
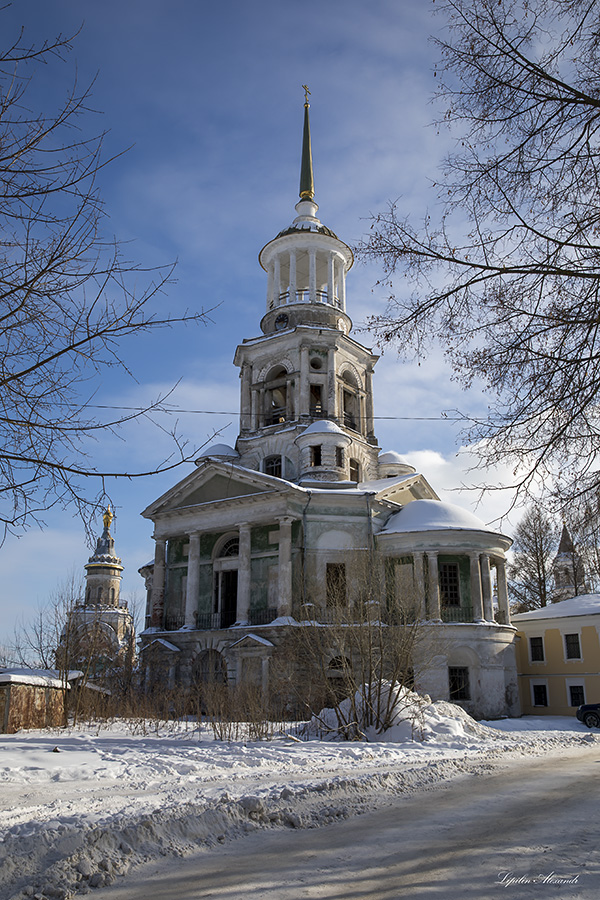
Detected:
[
  {"left": 229, "top": 633, "right": 275, "bottom": 649},
  {"left": 142, "top": 461, "right": 300, "bottom": 518},
  {"left": 365, "top": 473, "right": 440, "bottom": 505}
]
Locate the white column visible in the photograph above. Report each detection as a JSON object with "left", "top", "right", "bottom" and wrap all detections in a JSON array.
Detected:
[
  {"left": 150, "top": 539, "right": 166, "bottom": 629},
  {"left": 251, "top": 388, "right": 258, "bottom": 431},
  {"left": 184, "top": 532, "right": 201, "bottom": 629},
  {"left": 327, "top": 253, "right": 335, "bottom": 306},
  {"left": 300, "top": 345, "right": 310, "bottom": 417},
  {"left": 240, "top": 364, "right": 252, "bottom": 433},
  {"left": 496, "top": 558, "right": 510, "bottom": 625},
  {"left": 339, "top": 261, "right": 346, "bottom": 309},
  {"left": 274, "top": 256, "right": 281, "bottom": 305},
  {"left": 480, "top": 553, "right": 494, "bottom": 621},
  {"left": 261, "top": 656, "right": 270, "bottom": 695},
  {"left": 470, "top": 552, "right": 484, "bottom": 621},
  {"left": 309, "top": 249, "right": 317, "bottom": 303},
  {"left": 413, "top": 551, "right": 426, "bottom": 619},
  {"left": 289, "top": 250, "right": 297, "bottom": 303},
  {"left": 278, "top": 517, "right": 293, "bottom": 617},
  {"left": 365, "top": 366, "right": 375, "bottom": 439},
  {"left": 267, "top": 264, "right": 274, "bottom": 310},
  {"left": 327, "top": 347, "right": 337, "bottom": 419},
  {"left": 427, "top": 551, "right": 441, "bottom": 620},
  {"left": 237, "top": 524, "right": 251, "bottom": 624}
]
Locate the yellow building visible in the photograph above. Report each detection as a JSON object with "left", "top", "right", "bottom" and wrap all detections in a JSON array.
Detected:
[{"left": 513, "top": 594, "right": 600, "bottom": 716}]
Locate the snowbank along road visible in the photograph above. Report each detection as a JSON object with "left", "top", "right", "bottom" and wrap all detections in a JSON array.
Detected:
[{"left": 0, "top": 709, "right": 597, "bottom": 899}]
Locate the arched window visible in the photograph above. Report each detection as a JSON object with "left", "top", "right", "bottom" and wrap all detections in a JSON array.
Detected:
[
  {"left": 341, "top": 371, "right": 360, "bottom": 432},
  {"left": 264, "top": 455, "right": 282, "bottom": 478},
  {"left": 265, "top": 365, "right": 288, "bottom": 425},
  {"left": 218, "top": 537, "right": 239, "bottom": 558},
  {"left": 193, "top": 649, "right": 228, "bottom": 684},
  {"left": 213, "top": 535, "right": 239, "bottom": 627}
]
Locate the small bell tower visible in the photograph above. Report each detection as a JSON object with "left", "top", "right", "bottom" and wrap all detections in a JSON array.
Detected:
[{"left": 84, "top": 506, "right": 124, "bottom": 607}]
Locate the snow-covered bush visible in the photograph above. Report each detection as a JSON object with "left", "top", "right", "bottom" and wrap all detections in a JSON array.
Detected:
[{"left": 306, "top": 681, "right": 429, "bottom": 741}]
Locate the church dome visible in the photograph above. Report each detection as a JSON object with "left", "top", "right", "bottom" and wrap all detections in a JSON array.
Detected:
[
  {"left": 378, "top": 450, "right": 416, "bottom": 477},
  {"left": 383, "top": 499, "right": 497, "bottom": 534},
  {"left": 196, "top": 443, "right": 239, "bottom": 460}
]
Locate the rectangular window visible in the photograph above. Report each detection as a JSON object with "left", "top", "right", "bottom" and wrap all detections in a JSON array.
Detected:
[
  {"left": 448, "top": 667, "right": 470, "bottom": 700},
  {"left": 569, "top": 685, "right": 585, "bottom": 707},
  {"left": 565, "top": 633, "right": 581, "bottom": 660},
  {"left": 310, "top": 445, "right": 322, "bottom": 467},
  {"left": 533, "top": 684, "right": 548, "bottom": 706},
  {"left": 349, "top": 458, "right": 360, "bottom": 482},
  {"left": 529, "top": 636, "right": 545, "bottom": 662},
  {"left": 326, "top": 563, "right": 347, "bottom": 608},
  {"left": 439, "top": 563, "right": 461, "bottom": 606},
  {"left": 335, "top": 446, "right": 344, "bottom": 468}
]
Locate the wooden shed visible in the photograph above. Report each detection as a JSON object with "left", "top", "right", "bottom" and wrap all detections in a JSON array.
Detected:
[{"left": 0, "top": 669, "right": 68, "bottom": 733}]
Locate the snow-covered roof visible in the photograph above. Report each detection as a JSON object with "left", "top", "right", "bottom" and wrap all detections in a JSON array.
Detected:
[
  {"left": 378, "top": 450, "right": 413, "bottom": 466},
  {"left": 382, "top": 499, "right": 498, "bottom": 535},
  {"left": 195, "top": 443, "right": 239, "bottom": 459},
  {"left": 512, "top": 593, "right": 600, "bottom": 621},
  {"left": 0, "top": 668, "right": 70, "bottom": 689},
  {"left": 300, "top": 420, "right": 345, "bottom": 436}
]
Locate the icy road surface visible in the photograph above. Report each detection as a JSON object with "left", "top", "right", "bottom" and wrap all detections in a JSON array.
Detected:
[{"left": 92, "top": 745, "right": 600, "bottom": 900}]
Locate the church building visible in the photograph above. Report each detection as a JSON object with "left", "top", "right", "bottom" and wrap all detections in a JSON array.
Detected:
[
  {"left": 59, "top": 508, "right": 135, "bottom": 676},
  {"left": 139, "top": 96, "right": 519, "bottom": 719}
]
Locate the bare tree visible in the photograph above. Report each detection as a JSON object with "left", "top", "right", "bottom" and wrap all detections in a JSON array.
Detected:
[
  {"left": 285, "top": 551, "right": 436, "bottom": 739},
  {"left": 508, "top": 505, "right": 559, "bottom": 611},
  {"left": 0, "top": 23, "right": 209, "bottom": 540},
  {"left": 358, "top": 0, "right": 600, "bottom": 504}
]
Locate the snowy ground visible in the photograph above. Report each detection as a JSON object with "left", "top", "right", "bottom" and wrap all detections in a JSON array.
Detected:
[{"left": 1, "top": 709, "right": 597, "bottom": 900}]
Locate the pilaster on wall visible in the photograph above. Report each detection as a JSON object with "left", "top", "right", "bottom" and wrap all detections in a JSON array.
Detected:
[
  {"left": 184, "top": 532, "right": 201, "bottom": 629},
  {"left": 277, "top": 517, "right": 293, "bottom": 617},
  {"left": 150, "top": 539, "right": 166, "bottom": 629}
]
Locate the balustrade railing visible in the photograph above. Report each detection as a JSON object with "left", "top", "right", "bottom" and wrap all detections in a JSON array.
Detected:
[{"left": 441, "top": 605, "right": 473, "bottom": 623}]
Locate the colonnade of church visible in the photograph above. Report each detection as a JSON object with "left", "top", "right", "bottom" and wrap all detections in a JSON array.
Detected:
[
  {"left": 149, "top": 517, "right": 295, "bottom": 631},
  {"left": 408, "top": 550, "right": 510, "bottom": 624},
  {"left": 265, "top": 247, "right": 347, "bottom": 311},
  {"left": 149, "top": 526, "right": 511, "bottom": 631}
]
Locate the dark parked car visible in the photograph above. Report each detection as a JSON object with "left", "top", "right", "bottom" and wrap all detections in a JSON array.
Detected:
[{"left": 576, "top": 703, "right": 600, "bottom": 728}]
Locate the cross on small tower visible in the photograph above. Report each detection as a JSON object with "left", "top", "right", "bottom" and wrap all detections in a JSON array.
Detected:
[{"left": 302, "top": 84, "right": 311, "bottom": 105}]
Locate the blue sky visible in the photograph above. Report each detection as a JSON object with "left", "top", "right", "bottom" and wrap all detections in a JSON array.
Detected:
[{"left": 0, "top": 0, "right": 519, "bottom": 651}]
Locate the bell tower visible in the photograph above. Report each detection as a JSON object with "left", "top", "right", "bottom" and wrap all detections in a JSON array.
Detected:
[{"left": 233, "top": 91, "right": 380, "bottom": 485}]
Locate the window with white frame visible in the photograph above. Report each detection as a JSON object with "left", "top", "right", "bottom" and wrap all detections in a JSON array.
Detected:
[
  {"left": 531, "top": 682, "right": 548, "bottom": 706},
  {"left": 564, "top": 633, "right": 581, "bottom": 660},
  {"left": 569, "top": 684, "right": 585, "bottom": 707},
  {"left": 529, "top": 636, "right": 545, "bottom": 662}
]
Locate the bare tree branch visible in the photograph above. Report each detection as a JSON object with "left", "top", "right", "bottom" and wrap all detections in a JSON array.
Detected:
[{"left": 358, "top": 0, "right": 600, "bottom": 504}]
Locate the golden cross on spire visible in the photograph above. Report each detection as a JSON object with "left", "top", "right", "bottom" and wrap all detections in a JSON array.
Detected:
[{"left": 302, "top": 84, "right": 311, "bottom": 105}]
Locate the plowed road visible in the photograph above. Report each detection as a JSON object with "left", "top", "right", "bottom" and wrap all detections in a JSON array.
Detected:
[{"left": 95, "top": 746, "right": 599, "bottom": 900}]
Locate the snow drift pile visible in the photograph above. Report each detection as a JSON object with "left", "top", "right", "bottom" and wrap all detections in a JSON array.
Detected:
[{"left": 308, "top": 682, "right": 493, "bottom": 743}]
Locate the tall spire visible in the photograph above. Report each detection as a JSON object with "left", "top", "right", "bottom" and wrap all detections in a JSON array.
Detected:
[{"left": 299, "top": 85, "right": 315, "bottom": 201}]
